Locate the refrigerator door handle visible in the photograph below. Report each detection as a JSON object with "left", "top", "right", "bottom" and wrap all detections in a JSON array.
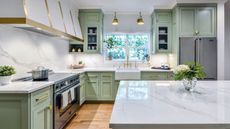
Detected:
[
  {"left": 197, "top": 38, "right": 201, "bottom": 64},
  {"left": 194, "top": 38, "right": 198, "bottom": 64}
]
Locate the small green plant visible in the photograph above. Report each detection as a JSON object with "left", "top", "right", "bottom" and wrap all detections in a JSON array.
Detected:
[
  {"left": 0, "top": 66, "right": 16, "bottom": 76},
  {"left": 173, "top": 62, "right": 206, "bottom": 80},
  {"left": 79, "top": 61, "right": 83, "bottom": 64},
  {"left": 104, "top": 37, "right": 117, "bottom": 49}
]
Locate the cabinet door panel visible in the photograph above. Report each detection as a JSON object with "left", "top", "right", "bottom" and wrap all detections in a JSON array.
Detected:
[
  {"left": 31, "top": 104, "right": 51, "bottom": 129},
  {"left": 86, "top": 82, "right": 99, "bottom": 100},
  {"left": 156, "top": 12, "right": 171, "bottom": 23},
  {"left": 25, "top": 0, "right": 50, "bottom": 26},
  {"left": 141, "top": 72, "right": 168, "bottom": 80},
  {"left": 46, "top": 0, "right": 65, "bottom": 32},
  {"left": 196, "top": 7, "right": 216, "bottom": 37},
  {"left": 100, "top": 82, "right": 113, "bottom": 100},
  {"left": 179, "top": 8, "right": 196, "bottom": 37}
]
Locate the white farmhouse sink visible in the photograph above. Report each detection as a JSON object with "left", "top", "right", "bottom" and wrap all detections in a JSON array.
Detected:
[{"left": 115, "top": 68, "right": 141, "bottom": 80}]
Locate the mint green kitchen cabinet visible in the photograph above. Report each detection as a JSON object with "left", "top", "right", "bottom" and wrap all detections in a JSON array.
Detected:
[
  {"left": 0, "top": 86, "right": 52, "bottom": 129},
  {"left": 141, "top": 72, "right": 173, "bottom": 80},
  {"left": 114, "top": 80, "right": 120, "bottom": 99},
  {"left": 79, "top": 9, "right": 104, "bottom": 53},
  {"left": 179, "top": 6, "right": 216, "bottom": 37},
  {"left": 85, "top": 72, "right": 115, "bottom": 101},
  {"left": 80, "top": 73, "right": 86, "bottom": 105},
  {"left": 31, "top": 87, "right": 52, "bottom": 129},
  {"left": 86, "top": 72, "right": 100, "bottom": 100},
  {"left": 100, "top": 73, "right": 114, "bottom": 100},
  {"left": 152, "top": 10, "right": 172, "bottom": 53},
  {"left": 196, "top": 7, "right": 216, "bottom": 37},
  {"left": 179, "top": 7, "right": 196, "bottom": 37}
]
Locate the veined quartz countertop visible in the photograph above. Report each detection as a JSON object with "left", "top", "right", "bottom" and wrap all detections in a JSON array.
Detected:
[
  {"left": 0, "top": 68, "right": 172, "bottom": 94},
  {"left": 110, "top": 81, "right": 230, "bottom": 128},
  {"left": 60, "top": 67, "right": 173, "bottom": 73},
  {"left": 0, "top": 81, "right": 54, "bottom": 93}
]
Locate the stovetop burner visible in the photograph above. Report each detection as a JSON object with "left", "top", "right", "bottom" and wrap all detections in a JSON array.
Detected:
[{"left": 14, "top": 73, "right": 78, "bottom": 83}]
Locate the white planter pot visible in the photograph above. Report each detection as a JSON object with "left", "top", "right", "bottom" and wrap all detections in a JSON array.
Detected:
[{"left": 0, "top": 76, "right": 13, "bottom": 86}]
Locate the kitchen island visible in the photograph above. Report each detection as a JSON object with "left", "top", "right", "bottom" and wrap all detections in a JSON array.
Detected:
[{"left": 110, "top": 81, "right": 230, "bottom": 129}]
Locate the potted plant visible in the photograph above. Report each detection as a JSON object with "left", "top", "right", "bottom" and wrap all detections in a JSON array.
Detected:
[
  {"left": 173, "top": 63, "right": 206, "bottom": 91},
  {"left": 104, "top": 37, "right": 116, "bottom": 60},
  {"left": 0, "top": 65, "right": 16, "bottom": 85}
]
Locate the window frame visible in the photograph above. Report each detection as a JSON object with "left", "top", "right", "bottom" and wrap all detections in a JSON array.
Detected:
[{"left": 104, "top": 33, "right": 151, "bottom": 62}]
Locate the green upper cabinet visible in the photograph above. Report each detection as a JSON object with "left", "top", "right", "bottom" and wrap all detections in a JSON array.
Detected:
[
  {"left": 179, "top": 6, "right": 216, "bottom": 37},
  {"left": 179, "top": 7, "right": 196, "bottom": 37},
  {"left": 152, "top": 10, "right": 172, "bottom": 53},
  {"left": 79, "top": 9, "right": 104, "bottom": 53},
  {"left": 196, "top": 7, "right": 216, "bottom": 37}
]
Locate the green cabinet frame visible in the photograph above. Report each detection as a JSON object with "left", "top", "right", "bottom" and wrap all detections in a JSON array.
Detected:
[
  {"left": 78, "top": 9, "right": 104, "bottom": 53},
  {"left": 179, "top": 6, "right": 216, "bottom": 37},
  {"left": 152, "top": 10, "right": 172, "bottom": 53},
  {"left": 0, "top": 86, "right": 52, "bottom": 129}
]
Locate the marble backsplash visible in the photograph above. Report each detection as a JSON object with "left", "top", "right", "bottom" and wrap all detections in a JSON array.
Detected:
[
  {"left": 0, "top": 25, "right": 173, "bottom": 79},
  {"left": 0, "top": 25, "right": 74, "bottom": 79}
]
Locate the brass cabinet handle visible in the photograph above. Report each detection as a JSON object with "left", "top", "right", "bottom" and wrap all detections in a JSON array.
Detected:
[
  {"left": 47, "top": 105, "right": 52, "bottom": 110},
  {"left": 35, "top": 94, "right": 49, "bottom": 103},
  {"left": 195, "top": 30, "right": 199, "bottom": 35}
]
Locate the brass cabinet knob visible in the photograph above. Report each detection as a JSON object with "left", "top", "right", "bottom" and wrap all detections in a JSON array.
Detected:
[
  {"left": 195, "top": 30, "right": 199, "bottom": 35},
  {"left": 47, "top": 105, "right": 52, "bottom": 110}
]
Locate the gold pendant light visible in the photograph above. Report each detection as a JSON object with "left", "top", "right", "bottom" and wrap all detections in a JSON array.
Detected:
[
  {"left": 112, "top": 12, "right": 119, "bottom": 25},
  {"left": 137, "top": 12, "right": 144, "bottom": 25}
]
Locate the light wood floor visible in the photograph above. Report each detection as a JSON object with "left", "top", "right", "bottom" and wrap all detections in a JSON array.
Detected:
[{"left": 65, "top": 104, "right": 113, "bottom": 129}]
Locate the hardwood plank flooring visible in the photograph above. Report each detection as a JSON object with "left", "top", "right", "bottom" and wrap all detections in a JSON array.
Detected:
[{"left": 65, "top": 104, "right": 113, "bottom": 129}]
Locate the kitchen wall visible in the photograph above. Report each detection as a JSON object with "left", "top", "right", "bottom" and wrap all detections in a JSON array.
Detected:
[
  {"left": 0, "top": 25, "right": 74, "bottom": 79},
  {"left": 225, "top": 0, "right": 230, "bottom": 80},
  {"left": 104, "top": 13, "right": 151, "bottom": 33}
]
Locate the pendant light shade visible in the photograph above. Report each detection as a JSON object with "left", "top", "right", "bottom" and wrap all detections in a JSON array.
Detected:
[
  {"left": 112, "top": 12, "right": 119, "bottom": 25},
  {"left": 137, "top": 12, "right": 144, "bottom": 25}
]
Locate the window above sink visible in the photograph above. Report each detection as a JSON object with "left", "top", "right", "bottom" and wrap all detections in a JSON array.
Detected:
[{"left": 104, "top": 33, "right": 150, "bottom": 61}]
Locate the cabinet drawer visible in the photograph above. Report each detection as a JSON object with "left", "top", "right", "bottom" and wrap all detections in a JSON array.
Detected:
[
  {"left": 101, "top": 73, "right": 113, "bottom": 82},
  {"left": 87, "top": 73, "right": 99, "bottom": 82},
  {"left": 31, "top": 87, "right": 51, "bottom": 107},
  {"left": 141, "top": 72, "right": 168, "bottom": 80}
]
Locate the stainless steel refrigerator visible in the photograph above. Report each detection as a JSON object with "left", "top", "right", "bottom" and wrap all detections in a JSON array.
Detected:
[{"left": 179, "top": 37, "right": 217, "bottom": 80}]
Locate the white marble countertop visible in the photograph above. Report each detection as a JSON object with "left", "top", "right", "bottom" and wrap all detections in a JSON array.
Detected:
[
  {"left": 110, "top": 81, "right": 230, "bottom": 128},
  {"left": 0, "top": 81, "right": 54, "bottom": 94},
  {"left": 0, "top": 68, "right": 172, "bottom": 94},
  {"left": 61, "top": 67, "right": 173, "bottom": 73}
]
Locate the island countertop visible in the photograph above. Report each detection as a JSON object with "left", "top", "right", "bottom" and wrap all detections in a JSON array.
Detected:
[{"left": 110, "top": 81, "right": 230, "bottom": 129}]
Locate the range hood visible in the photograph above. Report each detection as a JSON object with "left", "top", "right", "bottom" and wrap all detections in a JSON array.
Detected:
[{"left": 0, "top": 0, "right": 84, "bottom": 42}]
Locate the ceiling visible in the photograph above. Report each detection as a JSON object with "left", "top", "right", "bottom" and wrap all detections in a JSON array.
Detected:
[{"left": 71, "top": 0, "right": 225, "bottom": 14}]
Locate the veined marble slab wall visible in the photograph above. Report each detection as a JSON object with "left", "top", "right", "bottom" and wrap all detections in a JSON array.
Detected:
[
  {"left": 0, "top": 25, "right": 172, "bottom": 79},
  {"left": 0, "top": 25, "right": 74, "bottom": 79}
]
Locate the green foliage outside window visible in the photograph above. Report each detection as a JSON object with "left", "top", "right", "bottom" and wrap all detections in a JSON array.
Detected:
[{"left": 104, "top": 34, "right": 149, "bottom": 61}]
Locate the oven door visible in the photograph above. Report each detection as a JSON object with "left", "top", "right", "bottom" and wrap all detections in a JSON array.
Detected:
[{"left": 54, "top": 84, "right": 80, "bottom": 129}]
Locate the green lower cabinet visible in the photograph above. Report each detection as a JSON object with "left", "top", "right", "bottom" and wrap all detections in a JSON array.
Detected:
[
  {"left": 85, "top": 72, "right": 115, "bottom": 101},
  {"left": 0, "top": 94, "right": 30, "bottom": 129},
  {"left": 31, "top": 87, "right": 52, "bottom": 129},
  {"left": 141, "top": 72, "right": 173, "bottom": 80},
  {"left": 0, "top": 86, "right": 52, "bottom": 129},
  {"left": 100, "top": 73, "right": 114, "bottom": 100},
  {"left": 86, "top": 73, "right": 100, "bottom": 100}
]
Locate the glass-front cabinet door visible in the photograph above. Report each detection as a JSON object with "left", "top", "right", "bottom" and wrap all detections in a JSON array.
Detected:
[
  {"left": 156, "top": 23, "right": 171, "bottom": 53},
  {"left": 85, "top": 26, "right": 99, "bottom": 53}
]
